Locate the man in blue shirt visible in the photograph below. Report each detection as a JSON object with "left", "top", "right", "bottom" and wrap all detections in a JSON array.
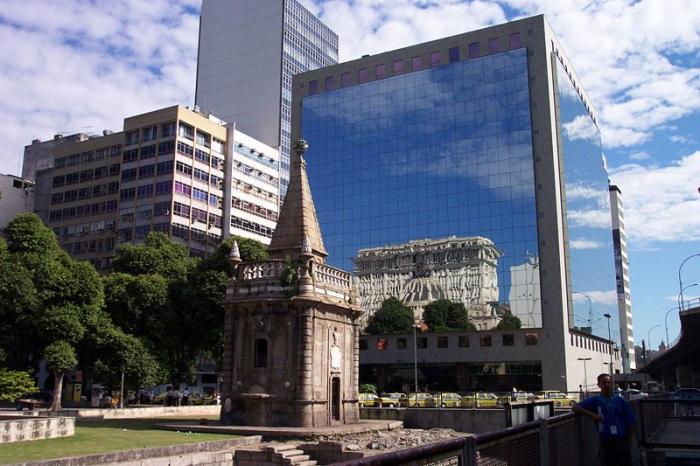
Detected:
[{"left": 573, "top": 373, "right": 636, "bottom": 466}]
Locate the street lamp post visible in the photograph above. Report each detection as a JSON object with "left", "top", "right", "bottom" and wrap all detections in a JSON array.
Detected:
[
  {"left": 577, "top": 357, "right": 591, "bottom": 393},
  {"left": 678, "top": 283, "right": 698, "bottom": 314},
  {"left": 678, "top": 254, "right": 700, "bottom": 311},
  {"left": 647, "top": 324, "right": 662, "bottom": 359},
  {"left": 413, "top": 323, "right": 419, "bottom": 398},
  {"left": 603, "top": 313, "right": 613, "bottom": 375}
]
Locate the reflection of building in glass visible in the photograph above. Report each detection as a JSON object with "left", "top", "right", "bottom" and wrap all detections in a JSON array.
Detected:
[
  {"left": 508, "top": 254, "right": 541, "bottom": 328},
  {"left": 292, "top": 15, "right": 622, "bottom": 391},
  {"left": 609, "top": 185, "right": 635, "bottom": 372},
  {"left": 354, "top": 236, "right": 500, "bottom": 329}
]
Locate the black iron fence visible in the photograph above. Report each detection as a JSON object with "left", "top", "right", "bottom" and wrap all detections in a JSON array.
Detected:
[{"left": 332, "top": 412, "right": 583, "bottom": 466}]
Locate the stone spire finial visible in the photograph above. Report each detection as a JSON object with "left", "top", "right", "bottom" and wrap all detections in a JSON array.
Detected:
[
  {"left": 229, "top": 240, "right": 241, "bottom": 264},
  {"left": 268, "top": 138, "right": 327, "bottom": 262}
]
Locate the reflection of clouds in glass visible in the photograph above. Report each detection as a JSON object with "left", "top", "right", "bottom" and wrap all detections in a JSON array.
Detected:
[
  {"left": 567, "top": 183, "right": 603, "bottom": 201},
  {"left": 585, "top": 290, "right": 618, "bottom": 306},
  {"left": 568, "top": 209, "right": 612, "bottom": 229},
  {"left": 563, "top": 114, "right": 600, "bottom": 143},
  {"left": 570, "top": 238, "right": 605, "bottom": 250}
]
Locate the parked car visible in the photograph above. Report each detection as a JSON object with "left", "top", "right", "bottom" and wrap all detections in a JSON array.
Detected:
[
  {"left": 358, "top": 393, "right": 379, "bottom": 407},
  {"left": 460, "top": 392, "right": 500, "bottom": 408},
  {"left": 434, "top": 392, "right": 462, "bottom": 407},
  {"left": 537, "top": 390, "right": 576, "bottom": 407},
  {"left": 378, "top": 392, "right": 406, "bottom": 407},
  {"left": 15, "top": 391, "right": 52, "bottom": 411},
  {"left": 406, "top": 392, "right": 435, "bottom": 407}
]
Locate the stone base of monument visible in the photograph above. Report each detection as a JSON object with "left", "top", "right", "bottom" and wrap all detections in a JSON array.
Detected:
[{"left": 155, "top": 419, "right": 402, "bottom": 441}]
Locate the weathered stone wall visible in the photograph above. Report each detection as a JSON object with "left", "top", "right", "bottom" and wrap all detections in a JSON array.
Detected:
[
  {"left": 360, "top": 408, "right": 505, "bottom": 434},
  {"left": 0, "top": 416, "right": 74, "bottom": 443},
  {"left": 50, "top": 405, "right": 220, "bottom": 420}
]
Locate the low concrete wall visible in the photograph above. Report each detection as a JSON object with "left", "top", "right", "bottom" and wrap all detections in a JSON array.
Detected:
[
  {"left": 361, "top": 408, "right": 505, "bottom": 434},
  {"left": 14, "top": 436, "right": 262, "bottom": 466},
  {"left": 50, "top": 405, "right": 220, "bottom": 419},
  {"left": 0, "top": 416, "right": 74, "bottom": 443}
]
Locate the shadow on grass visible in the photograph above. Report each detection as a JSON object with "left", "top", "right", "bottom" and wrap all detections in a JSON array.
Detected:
[{"left": 77, "top": 417, "right": 221, "bottom": 431}]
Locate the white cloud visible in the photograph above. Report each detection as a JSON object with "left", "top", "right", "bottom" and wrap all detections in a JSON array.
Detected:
[
  {"left": 628, "top": 151, "right": 651, "bottom": 161},
  {"left": 568, "top": 209, "right": 612, "bottom": 229},
  {"left": 570, "top": 238, "right": 605, "bottom": 250},
  {"left": 609, "top": 151, "right": 700, "bottom": 244},
  {"left": 586, "top": 290, "right": 619, "bottom": 306},
  {"left": 562, "top": 115, "right": 600, "bottom": 143}
]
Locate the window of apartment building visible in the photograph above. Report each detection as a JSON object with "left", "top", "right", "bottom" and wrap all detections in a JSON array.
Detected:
[
  {"left": 50, "top": 193, "right": 63, "bottom": 205},
  {"left": 49, "top": 210, "right": 61, "bottom": 221},
  {"left": 65, "top": 172, "right": 79, "bottom": 185},
  {"left": 375, "top": 64, "right": 386, "bottom": 78},
  {"left": 119, "top": 207, "right": 135, "bottom": 222},
  {"left": 525, "top": 333, "right": 539, "bottom": 346},
  {"left": 119, "top": 188, "right": 136, "bottom": 200},
  {"left": 449, "top": 46, "right": 460, "bottom": 62},
  {"left": 157, "top": 160, "right": 173, "bottom": 176},
  {"left": 192, "top": 187, "right": 208, "bottom": 203},
  {"left": 208, "top": 213, "right": 222, "bottom": 228},
  {"left": 154, "top": 201, "right": 170, "bottom": 216},
  {"left": 195, "top": 130, "right": 210, "bottom": 148},
  {"left": 178, "top": 122, "right": 194, "bottom": 140},
  {"left": 309, "top": 80, "right": 318, "bottom": 94},
  {"left": 210, "top": 175, "right": 223, "bottom": 189},
  {"left": 158, "top": 141, "right": 175, "bottom": 155},
  {"left": 177, "top": 141, "right": 194, "bottom": 157},
  {"left": 458, "top": 335, "right": 469, "bottom": 348},
  {"left": 140, "top": 144, "right": 156, "bottom": 160},
  {"left": 397, "top": 338, "right": 407, "bottom": 349},
  {"left": 489, "top": 37, "right": 501, "bottom": 54},
  {"left": 108, "top": 182, "right": 119, "bottom": 194},
  {"left": 411, "top": 56, "right": 422, "bottom": 70},
  {"left": 52, "top": 176, "right": 65, "bottom": 188},
  {"left": 194, "top": 168, "right": 209, "bottom": 183},
  {"left": 468, "top": 42, "right": 480, "bottom": 58},
  {"left": 78, "top": 187, "right": 91, "bottom": 200},
  {"left": 324, "top": 75, "right": 335, "bottom": 91},
  {"left": 376, "top": 338, "right": 388, "bottom": 350},
  {"left": 136, "top": 205, "right": 153, "bottom": 220},
  {"left": 173, "top": 202, "right": 190, "bottom": 218},
  {"left": 142, "top": 125, "right": 157, "bottom": 142},
  {"left": 341, "top": 72, "right": 351, "bottom": 87},
  {"left": 254, "top": 339, "right": 268, "bottom": 367},
  {"left": 175, "top": 181, "right": 191, "bottom": 196},
  {"left": 155, "top": 181, "right": 172, "bottom": 196},
  {"left": 139, "top": 164, "right": 155, "bottom": 178},
  {"left": 416, "top": 337, "right": 428, "bottom": 349},
  {"left": 134, "top": 224, "right": 151, "bottom": 239},
  {"left": 502, "top": 334, "right": 515, "bottom": 346},
  {"left": 176, "top": 161, "right": 193, "bottom": 176},
  {"left": 191, "top": 207, "right": 207, "bottom": 223},
  {"left": 79, "top": 170, "right": 93, "bottom": 182},
  {"left": 137, "top": 184, "right": 154, "bottom": 199},
  {"left": 109, "top": 164, "right": 120, "bottom": 176},
  {"left": 161, "top": 122, "right": 176, "bottom": 138},
  {"left": 430, "top": 51, "right": 441, "bottom": 65},
  {"left": 437, "top": 336, "right": 449, "bottom": 348},
  {"left": 209, "top": 193, "right": 221, "bottom": 207},
  {"left": 111, "top": 144, "right": 121, "bottom": 157},
  {"left": 195, "top": 148, "right": 210, "bottom": 165},
  {"left": 393, "top": 59, "right": 405, "bottom": 74},
  {"left": 509, "top": 32, "right": 523, "bottom": 49},
  {"left": 125, "top": 130, "right": 139, "bottom": 146},
  {"left": 359, "top": 339, "right": 367, "bottom": 350},
  {"left": 212, "top": 156, "right": 224, "bottom": 170},
  {"left": 121, "top": 168, "right": 137, "bottom": 182},
  {"left": 63, "top": 190, "right": 77, "bottom": 202},
  {"left": 480, "top": 334, "right": 492, "bottom": 347},
  {"left": 172, "top": 224, "right": 188, "bottom": 239},
  {"left": 358, "top": 68, "right": 368, "bottom": 83},
  {"left": 92, "top": 185, "right": 103, "bottom": 197},
  {"left": 211, "top": 137, "right": 224, "bottom": 154}
]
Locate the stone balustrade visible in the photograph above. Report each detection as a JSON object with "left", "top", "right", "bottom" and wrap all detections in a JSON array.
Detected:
[
  {"left": 313, "top": 263, "right": 352, "bottom": 291},
  {"left": 239, "top": 260, "right": 286, "bottom": 280}
]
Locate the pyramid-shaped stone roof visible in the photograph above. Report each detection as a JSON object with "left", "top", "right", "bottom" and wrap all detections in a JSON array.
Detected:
[{"left": 268, "top": 139, "right": 327, "bottom": 262}]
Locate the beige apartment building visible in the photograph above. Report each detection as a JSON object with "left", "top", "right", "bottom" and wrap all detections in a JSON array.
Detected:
[{"left": 42, "top": 105, "right": 279, "bottom": 270}]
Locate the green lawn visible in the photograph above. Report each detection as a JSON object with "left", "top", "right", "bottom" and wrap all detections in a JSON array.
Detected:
[{"left": 0, "top": 416, "right": 236, "bottom": 464}]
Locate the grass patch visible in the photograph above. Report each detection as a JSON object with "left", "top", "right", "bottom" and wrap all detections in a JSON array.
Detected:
[{"left": 0, "top": 416, "right": 235, "bottom": 464}]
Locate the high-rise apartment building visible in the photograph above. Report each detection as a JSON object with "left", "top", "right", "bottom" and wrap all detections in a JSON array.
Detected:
[
  {"left": 610, "top": 184, "right": 635, "bottom": 372},
  {"left": 195, "top": 0, "right": 338, "bottom": 196},
  {"left": 292, "top": 16, "right": 628, "bottom": 391},
  {"left": 0, "top": 174, "right": 34, "bottom": 228},
  {"left": 23, "top": 133, "right": 90, "bottom": 183},
  {"left": 42, "top": 105, "right": 279, "bottom": 270}
]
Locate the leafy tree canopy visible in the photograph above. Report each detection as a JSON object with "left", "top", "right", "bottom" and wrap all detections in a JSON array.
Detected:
[
  {"left": 0, "top": 368, "right": 37, "bottom": 402},
  {"left": 422, "top": 299, "right": 476, "bottom": 332},
  {"left": 112, "top": 232, "right": 194, "bottom": 280},
  {"left": 365, "top": 297, "right": 415, "bottom": 334},
  {"left": 496, "top": 313, "right": 522, "bottom": 330}
]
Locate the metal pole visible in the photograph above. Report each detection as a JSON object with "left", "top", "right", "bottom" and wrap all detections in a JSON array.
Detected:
[
  {"left": 577, "top": 357, "right": 591, "bottom": 392},
  {"left": 678, "top": 283, "right": 698, "bottom": 315},
  {"left": 604, "top": 313, "right": 613, "bottom": 374},
  {"left": 573, "top": 291, "right": 592, "bottom": 328},
  {"left": 119, "top": 366, "right": 125, "bottom": 409},
  {"left": 647, "top": 324, "right": 661, "bottom": 356},
  {"left": 664, "top": 305, "right": 682, "bottom": 348},
  {"left": 413, "top": 324, "right": 418, "bottom": 397},
  {"left": 678, "top": 253, "right": 700, "bottom": 311}
]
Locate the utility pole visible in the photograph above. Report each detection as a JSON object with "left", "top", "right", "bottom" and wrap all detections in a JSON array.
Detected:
[
  {"left": 603, "top": 313, "right": 614, "bottom": 375},
  {"left": 577, "top": 357, "right": 591, "bottom": 393}
]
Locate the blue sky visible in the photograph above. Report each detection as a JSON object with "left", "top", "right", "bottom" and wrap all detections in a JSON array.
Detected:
[{"left": 1, "top": 0, "right": 699, "bottom": 351}]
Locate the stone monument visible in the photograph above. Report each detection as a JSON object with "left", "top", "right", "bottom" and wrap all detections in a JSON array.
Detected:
[{"left": 221, "top": 138, "right": 364, "bottom": 427}]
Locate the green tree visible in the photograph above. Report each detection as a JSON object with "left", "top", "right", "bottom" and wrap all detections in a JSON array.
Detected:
[
  {"left": 422, "top": 299, "right": 476, "bottom": 332},
  {"left": 0, "top": 369, "right": 37, "bottom": 402},
  {"left": 496, "top": 313, "right": 522, "bottom": 330},
  {"left": 112, "top": 232, "right": 193, "bottom": 280},
  {"left": 365, "top": 297, "right": 414, "bottom": 334},
  {"left": 359, "top": 383, "right": 377, "bottom": 394},
  {"left": 44, "top": 341, "right": 76, "bottom": 410}
]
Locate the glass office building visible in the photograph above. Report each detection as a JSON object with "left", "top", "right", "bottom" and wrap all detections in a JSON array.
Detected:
[{"left": 292, "top": 16, "right": 625, "bottom": 390}]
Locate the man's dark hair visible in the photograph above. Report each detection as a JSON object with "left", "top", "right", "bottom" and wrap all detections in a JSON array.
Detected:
[{"left": 597, "top": 373, "right": 611, "bottom": 384}]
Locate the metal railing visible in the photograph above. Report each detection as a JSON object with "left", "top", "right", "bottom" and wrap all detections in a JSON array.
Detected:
[
  {"left": 639, "top": 397, "right": 700, "bottom": 450},
  {"left": 332, "top": 412, "right": 581, "bottom": 466}
]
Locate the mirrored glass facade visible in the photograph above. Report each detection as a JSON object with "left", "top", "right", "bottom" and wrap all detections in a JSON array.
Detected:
[
  {"left": 303, "top": 48, "right": 543, "bottom": 328},
  {"left": 555, "top": 60, "right": 618, "bottom": 341}
]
